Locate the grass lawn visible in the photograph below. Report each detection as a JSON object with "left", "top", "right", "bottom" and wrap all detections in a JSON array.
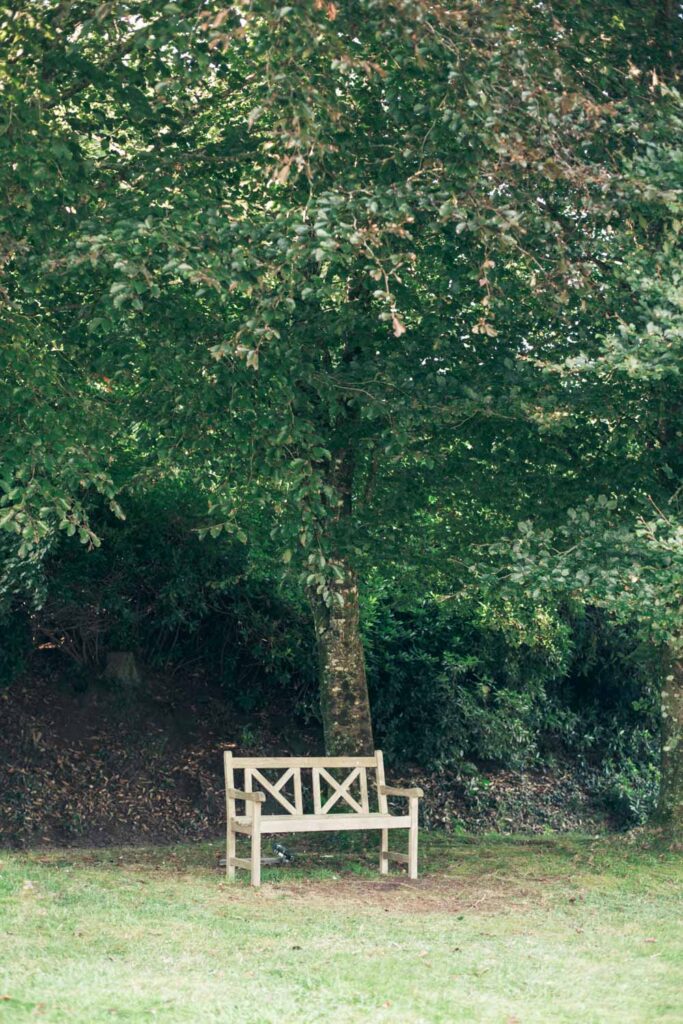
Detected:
[{"left": 0, "top": 831, "right": 680, "bottom": 1023}]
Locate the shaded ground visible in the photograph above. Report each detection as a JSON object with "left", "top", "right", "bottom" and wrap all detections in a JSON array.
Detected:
[
  {"left": 0, "top": 834, "right": 680, "bottom": 1023},
  {"left": 1, "top": 666, "right": 610, "bottom": 848}
]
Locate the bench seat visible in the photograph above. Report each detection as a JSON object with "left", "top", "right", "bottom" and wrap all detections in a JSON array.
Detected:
[{"left": 232, "top": 812, "right": 411, "bottom": 834}]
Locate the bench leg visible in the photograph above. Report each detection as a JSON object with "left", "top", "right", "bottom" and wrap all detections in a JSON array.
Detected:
[
  {"left": 226, "top": 820, "right": 236, "bottom": 881},
  {"left": 380, "top": 828, "right": 389, "bottom": 875},
  {"left": 408, "top": 797, "right": 419, "bottom": 880},
  {"left": 250, "top": 807, "right": 262, "bottom": 887}
]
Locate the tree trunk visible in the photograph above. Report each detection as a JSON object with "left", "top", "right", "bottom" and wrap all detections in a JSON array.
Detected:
[
  {"left": 655, "top": 648, "right": 683, "bottom": 843},
  {"left": 310, "top": 559, "right": 374, "bottom": 756},
  {"left": 103, "top": 650, "right": 141, "bottom": 689}
]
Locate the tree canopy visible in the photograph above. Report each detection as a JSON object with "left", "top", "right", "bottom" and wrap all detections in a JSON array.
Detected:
[{"left": 1, "top": 1, "right": 681, "bottom": 828}]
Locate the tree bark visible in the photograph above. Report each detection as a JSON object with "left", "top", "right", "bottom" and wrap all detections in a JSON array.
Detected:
[
  {"left": 103, "top": 650, "right": 141, "bottom": 689},
  {"left": 310, "top": 558, "right": 374, "bottom": 755},
  {"left": 655, "top": 648, "right": 683, "bottom": 843}
]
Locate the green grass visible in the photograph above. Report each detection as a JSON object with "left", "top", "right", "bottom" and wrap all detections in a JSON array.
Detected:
[{"left": 0, "top": 832, "right": 681, "bottom": 1023}]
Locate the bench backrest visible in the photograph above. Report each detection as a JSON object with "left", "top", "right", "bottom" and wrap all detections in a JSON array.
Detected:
[{"left": 224, "top": 751, "right": 389, "bottom": 816}]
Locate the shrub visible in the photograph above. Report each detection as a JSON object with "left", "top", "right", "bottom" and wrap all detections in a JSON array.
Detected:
[
  {"left": 364, "top": 592, "right": 660, "bottom": 826},
  {"left": 364, "top": 596, "right": 568, "bottom": 769}
]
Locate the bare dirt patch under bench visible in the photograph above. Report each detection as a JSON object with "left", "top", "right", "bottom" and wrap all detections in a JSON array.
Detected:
[{"left": 233, "top": 873, "right": 555, "bottom": 915}]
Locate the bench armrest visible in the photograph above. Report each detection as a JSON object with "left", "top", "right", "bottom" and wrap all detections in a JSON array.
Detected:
[
  {"left": 227, "top": 788, "right": 266, "bottom": 803},
  {"left": 380, "top": 785, "right": 423, "bottom": 799}
]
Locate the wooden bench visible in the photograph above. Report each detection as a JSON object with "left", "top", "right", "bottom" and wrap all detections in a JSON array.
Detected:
[{"left": 224, "top": 751, "right": 423, "bottom": 887}]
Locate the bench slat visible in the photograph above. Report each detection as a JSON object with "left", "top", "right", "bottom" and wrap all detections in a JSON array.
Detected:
[
  {"left": 293, "top": 767, "right": 303, "bottom": 814},
  {"left": 229, "top": 813, "right": 411, "bottom": 834},
  {"left": 231, "top": 756, "right": 377, "bottom": 768},
  {"left": 312, "top": 766, "right": 322, "bottom": 814},
  {"left": 360, "top": 767, "right": 369, "bottom": 813}
]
